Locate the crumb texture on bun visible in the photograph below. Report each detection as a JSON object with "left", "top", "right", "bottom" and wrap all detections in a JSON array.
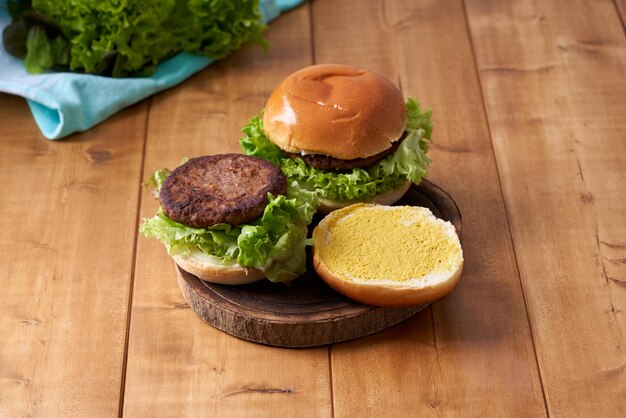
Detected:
[
  {"left": 263, "top": 64, "right": 407, "bottom": 160},
  {"left": 312, "top": 204, "right": 463, "bottom": 307}
]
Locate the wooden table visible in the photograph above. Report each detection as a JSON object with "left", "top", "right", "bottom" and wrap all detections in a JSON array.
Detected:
[{"left": 1, "top": 1, "right": 624, "bottom": 416}]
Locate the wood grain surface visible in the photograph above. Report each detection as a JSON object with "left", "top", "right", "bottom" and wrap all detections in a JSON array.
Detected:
[
  {"left": 0, "top": 97, "right": 147, "bottom": 417},
  {"left": 465, "top": 0, "right": 626, "bottom": 415},
  {"left": 0, "top": 0, "right": 624, "bottom": 416},
  {"left": 311, "top": 0, "right": 547, "bottom": 415},
  {"left": 616, "top": 0, "right": 626, "bottom": 26},
  {"left": 122, "top": 6, "right": 333, "bottom": 417}
]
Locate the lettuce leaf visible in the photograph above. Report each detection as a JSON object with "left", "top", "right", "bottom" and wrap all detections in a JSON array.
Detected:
[
  {"left": 239, "top": 98, "right": 433, "bottom": 202},
  {"left": 140, "top": 181, "right": 318, "bottom": 283},
  {"left": 376, "top": 129, "right": 430, "bottom": 184},
  {"left": 240, "top": 112, "right": 283, "bottom": 166},
  {"left": 143, "top": 167, "right": 171, "bottom": 198},
  {"left": 6, "top": 0, "right": 267, "bottom": 77},
  {"left": 406, "top": 97, "right": 433, "bottom": 141},
  {"left": 140, "top": 211, "right": 241, "bottom": 259}
]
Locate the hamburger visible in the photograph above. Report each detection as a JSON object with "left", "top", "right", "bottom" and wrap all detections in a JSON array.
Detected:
[
  {"left": 240, "top": 64, "right": 433, "bottom": 213},
  {"left": 140, "top": 154, "right": 318, "bottom": 284}
]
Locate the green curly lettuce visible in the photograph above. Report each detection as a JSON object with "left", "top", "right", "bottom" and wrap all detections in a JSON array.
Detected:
[
  {"left": 239, "top": 98, "right": 433, "bottom": 202},
  {"left": 139, "top": 180, "right": 318, "bottom": 283},
  {"left": 4, "top": 0, "right": 267, "bottom": 77},
  {"left": 143, "top": 167, "right": 170, "bottom": 198}
]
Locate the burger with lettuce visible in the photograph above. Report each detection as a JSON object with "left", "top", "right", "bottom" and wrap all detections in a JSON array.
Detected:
[
  {"left": 240, "top": 64, "right": 433, "bottom": 213},
  {"left": 140, "top": 154, "right": 317, "bottom": 284}
]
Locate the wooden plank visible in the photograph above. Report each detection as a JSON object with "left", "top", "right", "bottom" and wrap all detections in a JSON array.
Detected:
[
  {"left": 310, "top": 0, "right": 547, "bottom": 416},
  {"left": 615, "top": 0, "right": 626, "bottom": 28},
  {"left": 465, "top": 0, "right": 626, "bottom": 415},
  {"left": 0, "top": 95, "right": 147, "bottom": 417},
  {"left": 122, "top": 6, "right": 333, "bottom": 417}
]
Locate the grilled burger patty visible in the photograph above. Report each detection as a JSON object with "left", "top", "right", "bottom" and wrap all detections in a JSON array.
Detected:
[
  {"left": 285, "top": 136, "right": 402, "bottom": 171},
  {"left": 160, "top": 154, "right": 287, "bottom": 228}
]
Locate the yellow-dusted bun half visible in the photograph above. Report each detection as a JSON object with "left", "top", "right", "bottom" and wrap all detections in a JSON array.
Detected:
[
  {"left": 173, "top": 248, "right": 265, "bottom": 285},
  {"left": 312, "top": 204, "right": 463, "bottom": 307},
  {"left": 263, "top": 64, "right": 407, "bottom": 160},
  {"left": 317, "top": 180, "right": 411, "bottom": 214}
]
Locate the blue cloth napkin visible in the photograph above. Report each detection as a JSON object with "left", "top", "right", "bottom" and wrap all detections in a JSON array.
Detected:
[{"left": 0, "top": 0, "right": 304, "bottom": 139}]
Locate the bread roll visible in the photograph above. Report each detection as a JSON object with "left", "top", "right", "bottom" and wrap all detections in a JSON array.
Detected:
[
  {"left": 312, "top": 204, "right": 463, "bottom": 306},
  {"left": 263, "top": 64, "right": 407, "bottom": 160},
  {"left": 173, "top": 248, "right": 265, "bottom": 285}
]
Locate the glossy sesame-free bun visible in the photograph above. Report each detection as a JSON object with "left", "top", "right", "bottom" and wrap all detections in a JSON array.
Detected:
[
  {"left": 263, "top": 64, "right": 407, "bottom": 160},
  {"left": 312, "top": 204, "right": 464, "bottom": 307},
  {"left": 173, "top": 248, "right": 265, "bottom": 285}
]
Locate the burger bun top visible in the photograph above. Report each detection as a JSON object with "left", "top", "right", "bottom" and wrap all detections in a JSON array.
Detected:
[{"left": 263, "top": 64, "right": 407, "bottom": 160}]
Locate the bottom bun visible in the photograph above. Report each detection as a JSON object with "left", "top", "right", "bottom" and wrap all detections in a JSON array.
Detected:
[
  {"left": 312, "top": 204, "right": 463, "bottom": 307},
  {"left": 173, "top": 248, "right": 265, "bottom": 285},
  {"left": 317, "top": 180, "right": 411, "bottom": 214}
]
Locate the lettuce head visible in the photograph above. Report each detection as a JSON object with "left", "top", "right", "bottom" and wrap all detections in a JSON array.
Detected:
[{"left": 4, "top": 0, "right": 267, "bottom": 76}]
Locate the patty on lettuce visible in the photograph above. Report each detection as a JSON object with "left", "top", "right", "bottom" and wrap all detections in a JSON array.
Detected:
[{"left": 140, "top": 154, "right": 318, "bottom": 284}]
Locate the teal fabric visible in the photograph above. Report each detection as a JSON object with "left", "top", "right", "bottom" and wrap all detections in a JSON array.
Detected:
[{"left": 0, "top": 0, "right": 305, "bottom": 139}]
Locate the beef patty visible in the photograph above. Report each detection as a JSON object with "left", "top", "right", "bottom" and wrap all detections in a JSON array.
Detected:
[
  {"left": 160, "top": 154, "right": 287, "bottom": 228},
  {"left": 285, "top": 135, "right": 403, "bottom": 171}
]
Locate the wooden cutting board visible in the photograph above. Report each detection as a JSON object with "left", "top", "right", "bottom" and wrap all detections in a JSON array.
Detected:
[{"left": 176, "top": 179, "right": 462, "bottom": 347}]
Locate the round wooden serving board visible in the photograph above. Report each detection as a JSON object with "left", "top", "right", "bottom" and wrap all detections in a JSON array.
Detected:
[{"left": 176, "top": 179, "right": 462, "bottom": 348}]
